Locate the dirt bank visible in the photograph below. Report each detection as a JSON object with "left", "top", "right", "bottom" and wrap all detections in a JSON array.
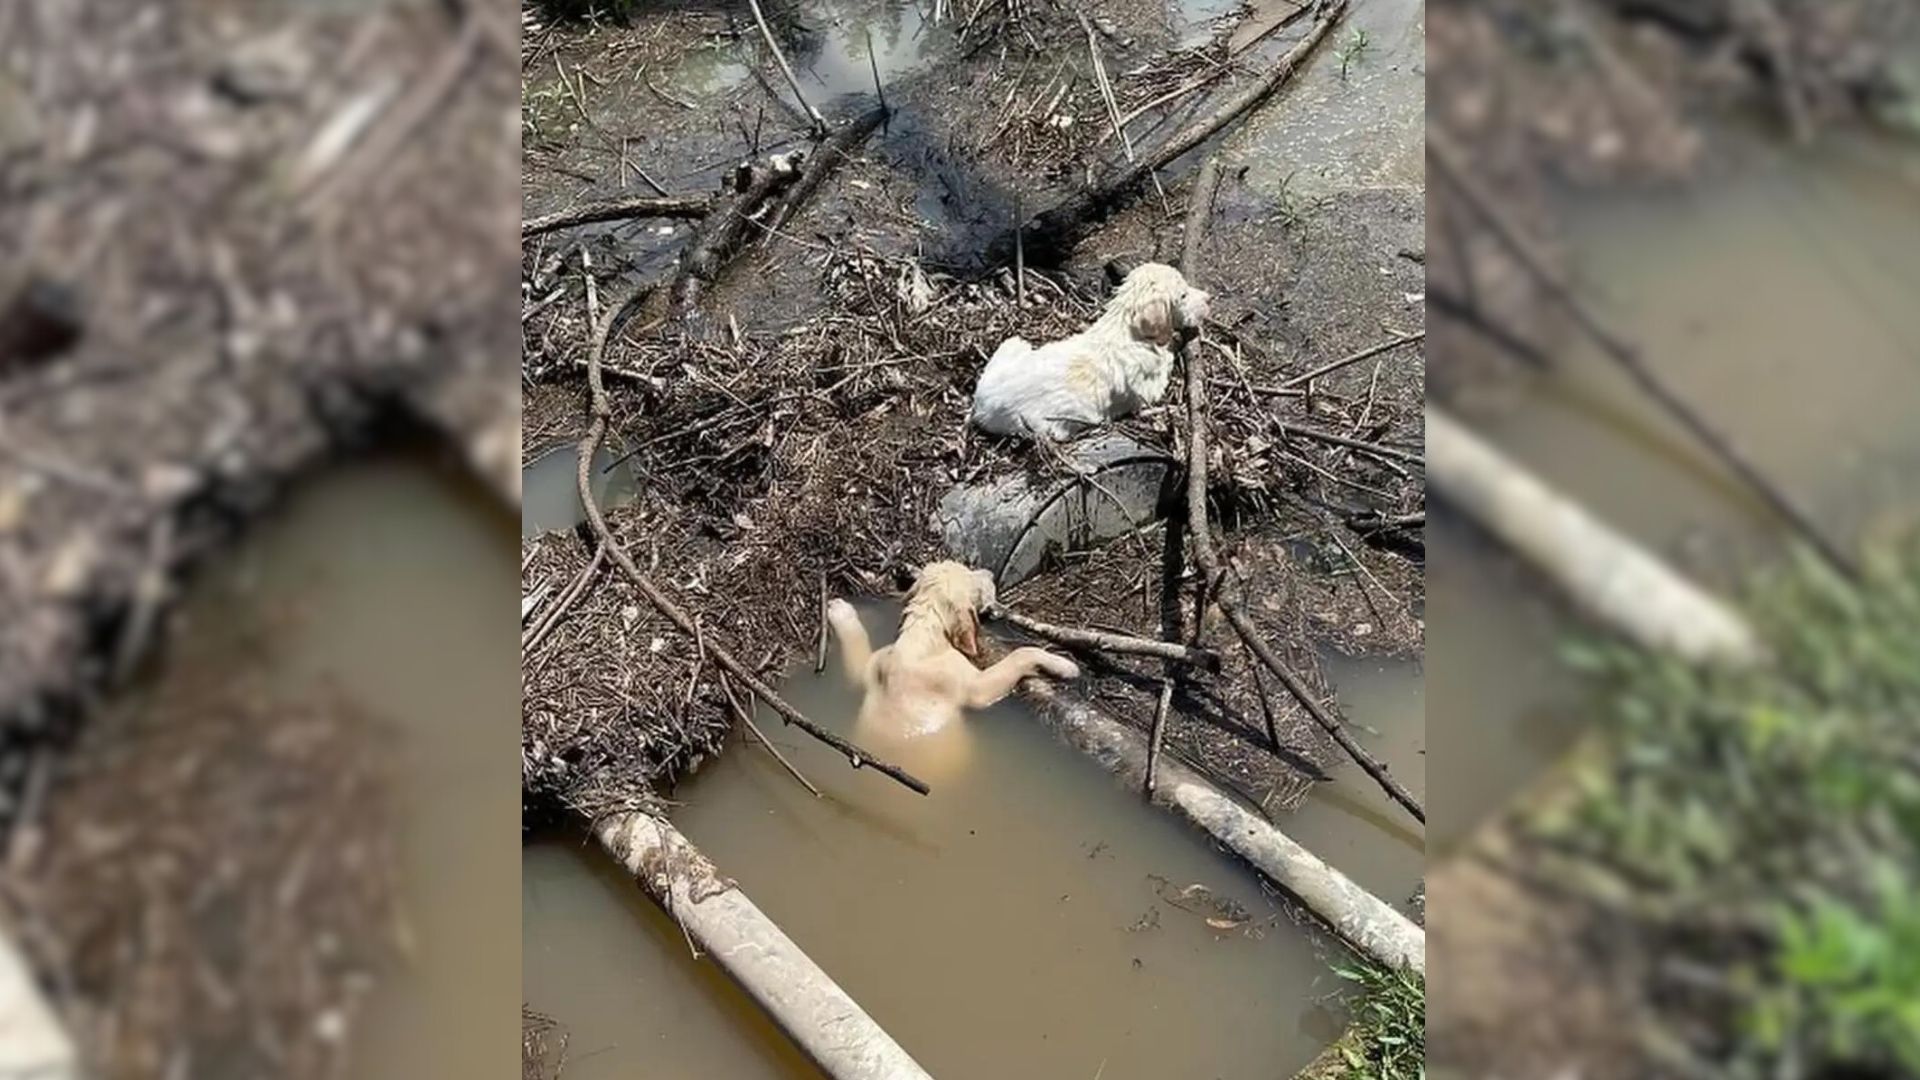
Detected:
[
  {"left": 0, "top": 0, "right": 519, "bottom": 838},
  {"left": 1, "top": 2, "right": 518, "bottom": 1077}
]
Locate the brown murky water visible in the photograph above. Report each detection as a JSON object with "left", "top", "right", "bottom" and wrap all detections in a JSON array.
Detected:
[
  {"left": 1431, "top": 130, "right": 1920, "bottom": 845},
  {"left": 147, "top": 447, "right": 520, "bottom": 1076},
  {"left": 520, "top": 441, "right": 636, "bottom": 539},
  {"left": 522, "top": 601, "right": 1426, "bottom": 1079}
]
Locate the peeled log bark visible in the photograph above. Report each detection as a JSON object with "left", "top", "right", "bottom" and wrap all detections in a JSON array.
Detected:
[
  {"left": 1015, "top": 679, "right": 1425, "bottom": 975},
  {"left": 1427, "top": 404, "right": 1764, "bottom": 667},
  {"left": 594, "top": 812, "right": 934, "bottom": 1080}
]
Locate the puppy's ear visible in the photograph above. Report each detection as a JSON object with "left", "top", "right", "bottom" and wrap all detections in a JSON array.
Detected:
[
  {"left": 970, "top": 569, "right": 999, "bottom": 610},
  {"left": 951, "top": 609, "right": 981, "bottom": 659},
  {"left": 1131, "top": 297, "right": 1175, "bottom": 347}
]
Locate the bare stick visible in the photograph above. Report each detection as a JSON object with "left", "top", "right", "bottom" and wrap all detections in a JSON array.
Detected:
[
  {"left": 1013, "top": 191, "right": 1026, "bottom": 306},
  {"left": 864, "top": 28, "right": 888, "bottom": 115},
  {"left": 985, "top": 605, "right": 1223, "bottom": 671},
  {"left": 1276, "top": 331, "right": 1424, "bottom": 391},
  {"left": 813, "top": 572, "right": 829, "bottom": 674},
  {"left": 671, "top": 108, "right": 887, "bottom": 323},
  {"left": 748, "top": 0, "right": 828, "bottom": 137},
  {"left": 722, "top": 674, "right": 821, "bottom": 797},
  {"left": 982, "top": 0, "right": 1346, "bottom": 269},
  {"left": 576, "top": 289, "right": 930, "bottom": 796},
  {"left": 523, "top": 542, "right": 607, "bottom": 654},
  {"left": 1181, "top": 158, "right": 1223, "bottom": 273},
  {"left": 1429, "top": 128, "right": 1858, "bottom": 582},
  {"left": 1144, "top": 677, "right": 1174, "bottom": 797},
  {"left": 1142, "top": 158, "right": 1228, "bottom": 797},
  {"left": 523, "top": 194, "right": 715, "bottom": 238},
  {"left": 1081, "top": 14, "right": 1135, "bottom": 162},
  {"left": 1181, "top": 275, "right": 1424, "bottom": 823},
  {"left": 1278, "top": 422, "right": 1423, "bottom": 465}
]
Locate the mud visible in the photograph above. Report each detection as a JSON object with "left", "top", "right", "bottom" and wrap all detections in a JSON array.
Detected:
[{"left": 0, "top": 0, "right": 520, "bottom": 840}]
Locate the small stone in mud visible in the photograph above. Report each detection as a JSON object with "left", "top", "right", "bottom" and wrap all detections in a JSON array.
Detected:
[
  {"left": 42, "top": 533, "right": 99, "bottom": 598},
  {"left": 0, "top": 278, "right": 84, "bottom": 369}
]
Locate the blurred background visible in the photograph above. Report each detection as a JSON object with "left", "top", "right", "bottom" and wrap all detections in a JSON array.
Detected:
[
  {"left": 1425, "top": 1, "right": 1920, "bottom": 1078},
  {"left": 0, "top": 1, "right": 520, "bottom": 1077}
]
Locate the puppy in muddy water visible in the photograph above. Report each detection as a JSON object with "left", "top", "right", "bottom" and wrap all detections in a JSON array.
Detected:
[
  {"left": 970, "top": 262, "right": 1210, "bottom": 441},
  {"left": 826, "top": 562, "right": 1079, "bottom": 741}
]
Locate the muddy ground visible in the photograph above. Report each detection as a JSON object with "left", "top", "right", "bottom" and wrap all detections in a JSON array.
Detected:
[
  {"left": 1425, "top": 2, "right": 1919, "bottom": 1078},
  {"left": 519, "top": 0, "right": 1426, "bottom": 833},
  {"left": 1, "top": 1, "right": 518, "bottom": 1077}
]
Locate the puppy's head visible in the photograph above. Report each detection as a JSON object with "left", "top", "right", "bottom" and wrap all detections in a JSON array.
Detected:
[
  {"left": 1116, "top": 263, "right": 1211, "bottom": 347},
  {"left": 906, "top": 561, "right": 997, "bottom": 659}
]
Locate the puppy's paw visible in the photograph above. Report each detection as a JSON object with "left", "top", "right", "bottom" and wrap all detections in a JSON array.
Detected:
[
  {"left": 825, "top": 598, "right": 858, "bottom": 626},
  {"left": 1039, "top": 653, "right": 1081, "bottom": 680}
]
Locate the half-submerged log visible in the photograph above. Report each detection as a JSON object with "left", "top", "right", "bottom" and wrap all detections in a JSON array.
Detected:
[
  {"left": 1017, "top": 678, "right": 1425, "bottom": 975},
  {"left": 1427, "top": 404, "right": 1764, "bottom": 666},
  {"left": 595, "top": 813, "right": 934, "bottom": 1080}
]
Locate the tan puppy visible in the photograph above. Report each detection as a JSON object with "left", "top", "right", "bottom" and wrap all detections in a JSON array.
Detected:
[{"left": 826, "top": 562, "right": 1080, "bottom": 739}]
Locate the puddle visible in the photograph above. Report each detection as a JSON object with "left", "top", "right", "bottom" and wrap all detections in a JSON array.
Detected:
[
  {"left": 1433, "top": 130, "right": 1920, "bottom": 843},
  {"left": 524, "top": 600, "right": 1356, "bottom": 1079},
  {"left": 1174, "top": 0, "right": 1249, "bottom": 50},
  {"left": 1226, "top": 0, "right": 1424, "bottom": 201},
  {"left": 784, "top": 0, "right": 944, "bottom": 105},
  {"left": 521, "top": 441, "right": 637, "bottom": 539},
  {"left": 112, "top": 446, "right": 520, "bottom": 1074}
]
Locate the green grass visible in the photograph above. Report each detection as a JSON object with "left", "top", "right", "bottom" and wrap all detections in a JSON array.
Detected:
[
  {"left": 1536, "top": 533, "right": 1920, "bottom": 1077},
  {"left": 1337, "top": 28, "right": 1371, "bottom": 81},
  {"left": 1326, "top": 960, "right": 1425, "bottom": 1080}
]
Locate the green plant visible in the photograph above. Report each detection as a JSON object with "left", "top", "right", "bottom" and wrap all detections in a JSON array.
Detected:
[
  {"left": 1338, "top": 28, "right": 1371, "bottom": 80},
  {"left": 1329, "top": 960, "right": 1425, "bottom": 1080},
  {"left": 1539, "top": 534, "right": 1920, "bottom": 1076}
]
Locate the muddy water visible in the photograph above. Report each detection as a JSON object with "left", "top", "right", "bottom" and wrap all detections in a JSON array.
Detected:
[
  {"left": 1283, "top": 650, "right": 1425, "bottom": 908},
  {"left": 149, "top": 447, "right": 520, "bottom": 1075},
  {"left": 521, "top": 441, "right": 636, "bottom": 539},
  {"left": 523, "top": 601, "right": 1386, "bottom": 1079},
  {"left": 1432, "top": 131, "right": 1920, "bottom": 845}
]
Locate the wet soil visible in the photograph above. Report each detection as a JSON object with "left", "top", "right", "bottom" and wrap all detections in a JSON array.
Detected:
[{"left": 0, "top": 0, "right": 520, "bottom": 841}]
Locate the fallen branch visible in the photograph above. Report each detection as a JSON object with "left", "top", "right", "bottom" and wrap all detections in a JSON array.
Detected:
[
  {"left": 980, "top": 0, "right": 1347, "bottom": 269},
  {"left": 577, "top": 287, "right": 930, "bottom": 796},
  {"left": 747, "top": 0, "right": 828, "bottom": 137},
  {"left": 671, "top": 106, "right": 888, "bottom": 322},
  {"left": 720, "top": 674, "right": 821, "bottom": 797},
  {"left": 595, "top": 814, "right": 933, "bottom": 1076},
  {"left": 1275, "top": 330, "right": 1424, "bottom": 391},
  {"left": 985, "top": 604, "right": 1223, "bottom": 671},
  {"left": 1349, "top": 511, "right": 1424, "bottom": 532},
  {"left": 1018, "top": 678, "right": 1425, "bottom": 973},
  {"left": 522, "top": 194, "right": 715, "bottom": 238},
  {"left": 1180, "top": 260, "right": 1425, "bottom": 823},
  {"left": 522, "top": 542, "right": 606, "bottom": 654},
  {"left": 761, "top": 106, "right": 889, "bottom": 235},
  {"left": 1278, "top": 422, "right": 1423, "bottom": 466},
  {"left": 1146, "top": 157, "right": 1226, "bottom": 799},
  {"left": 1429, "top": 128, "right": 1859, "bottom": 583}
]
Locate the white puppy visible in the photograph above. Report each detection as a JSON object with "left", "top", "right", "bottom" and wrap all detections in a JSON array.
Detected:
[{"left": 970, "top": 263, "right": 1211, "bottom": 441}]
